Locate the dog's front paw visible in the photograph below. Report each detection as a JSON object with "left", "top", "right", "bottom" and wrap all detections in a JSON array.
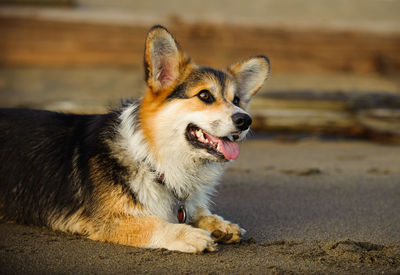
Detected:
[
  {"left": 159, "top": 224, "right": 217, "bottom": 253},
  {"left": 194, "top": 215, "right": 246, "bottom": 244}
]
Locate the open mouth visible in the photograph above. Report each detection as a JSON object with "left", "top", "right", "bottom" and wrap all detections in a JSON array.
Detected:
[{"left": 186, "top": 123, "right": 239, "bottom": 160}]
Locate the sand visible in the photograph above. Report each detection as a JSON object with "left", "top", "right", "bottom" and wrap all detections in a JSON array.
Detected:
[
  {"left": 1, "top": 139, "right": 399, "bottom": 274},
  {"left": 1, "top": 1, "right": 399, "bottom": 272}
]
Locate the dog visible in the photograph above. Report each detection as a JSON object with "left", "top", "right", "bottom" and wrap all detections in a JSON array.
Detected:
[{"left": 0, "top": 25, "right": 269, "bottom": 253}]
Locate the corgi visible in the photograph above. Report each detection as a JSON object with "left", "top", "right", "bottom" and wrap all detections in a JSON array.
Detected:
[{"left": 0, "top": 25, "right": 269, "bottom": 253}]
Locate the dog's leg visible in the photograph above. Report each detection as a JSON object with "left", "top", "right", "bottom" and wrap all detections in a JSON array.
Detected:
[
  {"left": 88, "top": 216, "right": 216, "bottom": 253},
  {"left": 192, "top": 208, "right": 246, "bottom": 244}
]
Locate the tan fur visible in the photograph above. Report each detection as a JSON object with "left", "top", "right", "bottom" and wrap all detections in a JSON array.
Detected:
[
  {"left": 89, "top": 156, "right": 140, "bottom": 215},
  {"left": 193, "top": 208, "right": 244, "bottom": 244},
  {"left": 140, "top": 73, "right": 235, "bottom": 145},
  {"left": 85, "top": 156, "right": 217, "bottom": 252},
  {"left": 179, "top": 97, "right": 227, "bottom": 113},
  {"left": 88, "top": 216, "right": 156, "bottom": 247},
  {"left": 139, "top": 88, "right": 173, "bottom": 149},
  {"left": 139, "top": 65, "right": 194, "bottom": 150},
  {"left": 183, "top": 73, "right": 233, "bottom": 98},
  {"left": 141, "top": 27, "right": 197, "bottom": 150},
  {"left": 85, "top": 156, "right": 158, "bottom": 247}
]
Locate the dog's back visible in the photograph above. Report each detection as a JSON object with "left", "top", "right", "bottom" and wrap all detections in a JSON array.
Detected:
[{"left": 0, "top": 109, "right": 115, "bottom": 226}]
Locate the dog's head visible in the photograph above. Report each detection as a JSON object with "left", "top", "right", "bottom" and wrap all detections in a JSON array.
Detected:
[{"left": 139, "top": 25, "right": 269, "bottom": 163}]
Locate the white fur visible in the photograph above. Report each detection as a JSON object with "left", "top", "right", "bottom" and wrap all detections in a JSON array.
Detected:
[
  {"left": 148, "top": 219, "right": 214, "bottom": 253},
  {"left": 114, "top": 103, "right": 224, "bottom": 223},
  {"left": 109, "top": 28, "right": 267, "bottom": 253}
]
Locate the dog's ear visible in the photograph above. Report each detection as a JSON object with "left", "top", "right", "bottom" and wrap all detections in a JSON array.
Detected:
[
  {"left": 144, "top": 25, "right": 190, "bottom": 93},
  {"left": 227, "top": 56, "right": 270, "bottom": 107}
]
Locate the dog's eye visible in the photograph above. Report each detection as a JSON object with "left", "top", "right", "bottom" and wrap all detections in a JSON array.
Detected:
[
  {"left": 197, "top": 90, "right": 215, "bottom": 104},
  {"left": 233, "top": 96, "right": 240, "bottom": 106}
]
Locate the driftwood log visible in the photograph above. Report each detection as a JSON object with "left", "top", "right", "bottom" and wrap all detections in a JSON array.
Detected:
[
  {"left": 0, "top": 16, "right": 399, "bottom": 75},
  {"left": 1, "top": 14, "right": 400, "bottom": 141},
  {"left": 251, "top": 91, "right": 400, "bottom": 142}
]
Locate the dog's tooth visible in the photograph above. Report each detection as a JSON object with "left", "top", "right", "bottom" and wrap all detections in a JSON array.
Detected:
[
  {"left": 196, "top": 130, "right": 202, "bottom": 138},
  {"left": 198, "top": 134, "right": 205, "bottom": 142},
  {"left": 227, "top": 135, "right": 234, "bottom": 142}
]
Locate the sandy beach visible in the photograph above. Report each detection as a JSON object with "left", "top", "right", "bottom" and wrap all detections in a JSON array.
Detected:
[{"left": 1, "top": 139, "right": 399, "bottom": 274}]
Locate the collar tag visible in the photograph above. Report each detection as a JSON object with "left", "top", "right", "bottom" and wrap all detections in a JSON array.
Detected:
[
  {"left": 177, "top": 205, "right": 187, "bottom": 223},
  {"left": 152, "top": 170, "right": 189, "bottom": 223}
]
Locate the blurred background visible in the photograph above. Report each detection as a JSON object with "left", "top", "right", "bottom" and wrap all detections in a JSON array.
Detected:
[{"left": 1, "top": 0, "right": 400, "bottom": 141}]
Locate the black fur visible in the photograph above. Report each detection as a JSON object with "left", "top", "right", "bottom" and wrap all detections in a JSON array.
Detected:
[
  {"left": 167, "top": 83, "right": 189, "bottom": 100},
  {"left": 0, "top": 108, "right": 131, "bottom": 227},
  {"left": 167, "top": 67, "right": 228, "bottom": 101},
  {"left": 197, "top": 67, "right": 227, "bottom": 95}
]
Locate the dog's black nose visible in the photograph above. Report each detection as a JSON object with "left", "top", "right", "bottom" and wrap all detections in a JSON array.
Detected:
[{"left": 232, "top": 113, "right": 252, "bottom": 131}]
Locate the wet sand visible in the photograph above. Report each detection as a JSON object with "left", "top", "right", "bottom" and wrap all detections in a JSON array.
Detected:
[{"left": 1, "top": 139, "right": 399, "bottom": 274}]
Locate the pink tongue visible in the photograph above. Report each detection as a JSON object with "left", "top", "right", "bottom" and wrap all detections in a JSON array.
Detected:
[
  {"left": 218, "top": 139, "right": 239, "bottom": 160},
  {"left": 204, "top": 133, "right": 239, "bottom": 160}
]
